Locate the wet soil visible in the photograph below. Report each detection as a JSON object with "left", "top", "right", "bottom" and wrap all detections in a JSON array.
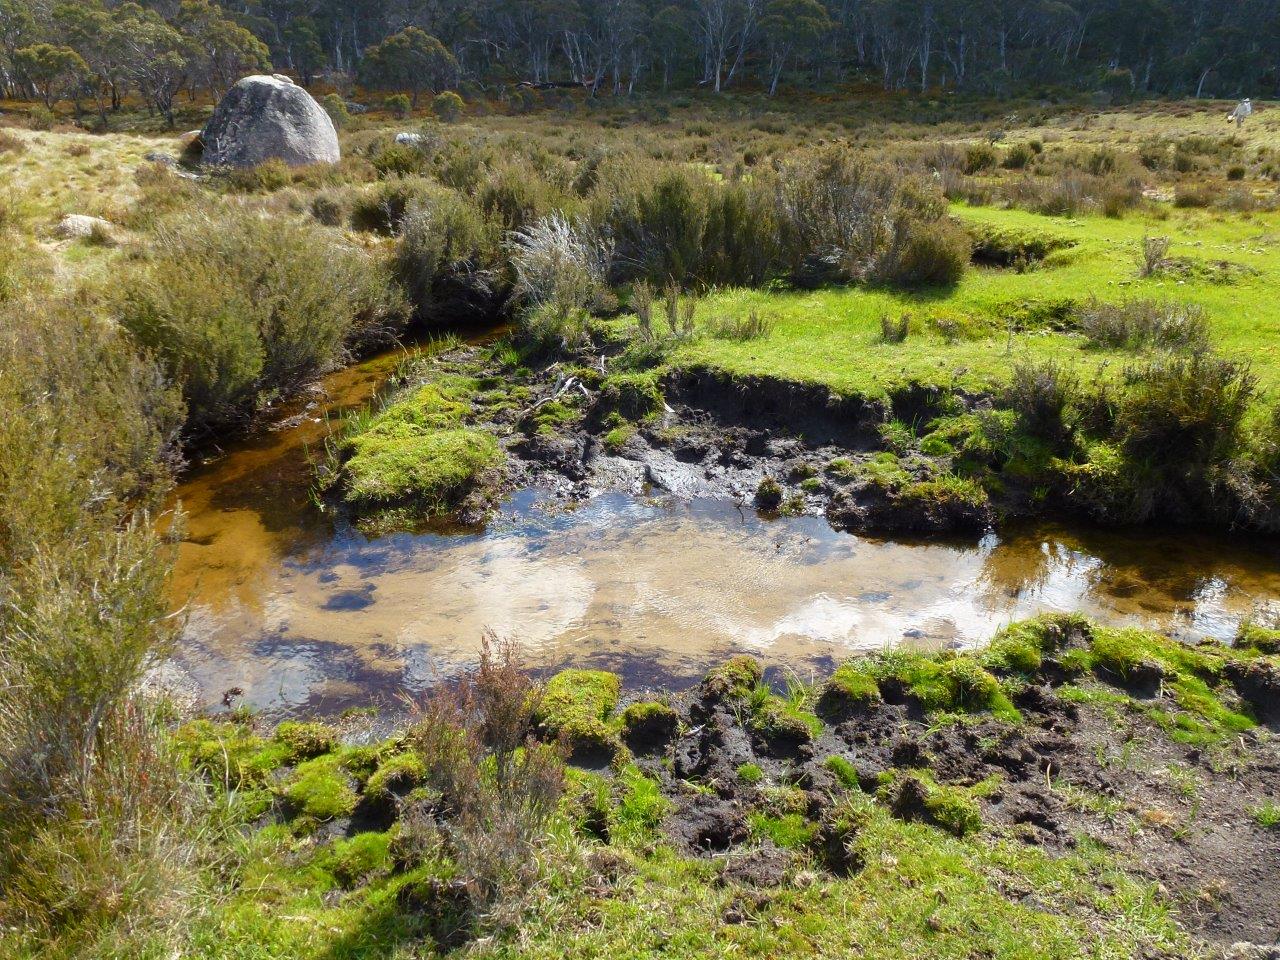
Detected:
[
  {"left": 421, "top": 346, "right": 995, "bottom": 537},
  {"left": 616, "top": 663, "right": 1280, "bottom": 953}
]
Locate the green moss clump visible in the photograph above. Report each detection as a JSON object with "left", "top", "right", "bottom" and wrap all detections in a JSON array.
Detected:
[
  {"left": 823, "top": 755, "right": 862, "bottom": 791},
  {"left": 525, "top": 398, "right": 582, "bottom": 436},
  {"left": 619, "top": 700, "right": 678, "bottom": 743},
  {"left": 701, "top": 656, "right": 763, "bottom": 702},
  {"left": 982, "top": 622, "right": 1049, "bottom": 675},
  {"left": 881, "top": 772, "right": 983, "bottom": 837},
  {"left": 871, "top": 652, "right": 1019, "bottom": 721},
  {"left": 173, "top": 719, "right": 292, "bottom": 788},
  {"left": 755, "top": 475, "right": 783, "bottom": 508},
  {"left": 1088, "top": 628, "right": 1159, "bottom": 680},
  {"left": 858, "top": 451, "right": 911, "bottom": 488},
  {"left": 750, "top": 694, "right": 823, "bottom": 744},
  {"left": 376, "top": 381, "right": 473, "bottom": 429},
  {"left": 283, "top": 755, "right": 359, "bottom": 822},
  {"left": 748, "top": 812, "right": 817, "bottom": 849},
  {"left": 364, "top": 751, "right": 428, "bottom": 800},
  {"left": 274, "top": 721, "right": 337, "bottom": 761},
  {"left": 737, "top": 762, "right": 764, "bottom": 784},
  {"left": 826, "top": 457, "right": 858, "bottom": 479},
  {"left": 899, "top": 475, "right": 989, "bottom": 510},
  {"left": 321, "top": 831, "right": 393, "bottom": 887},
  {"left": 1237, "top": 622, "right": 1280, "bottom": 654},
  {"left": 819, "top": 662, "right": 882, "bottom": 717},
  {"left": 599, "top": 371, "right": 664, "bottom": 421},
  {"left": 602, "top": 424, "right": 635, "bottom": 453},
  {"left": 535, "top": 670, "right": 622, "bottom": 758},
  {"left": 343, "top": 424, "right": 501, "bottom": 508}
]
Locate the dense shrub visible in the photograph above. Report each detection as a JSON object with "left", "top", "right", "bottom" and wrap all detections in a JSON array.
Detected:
[
  {"left": 384, "top": 93, "right": 411, "bottom": 118},
  {"left": 480, "top": 159, "right": 570, "bottom": 232},
  {"left": 1117, "top": 350, "right": 1254, "bottom": 473},
  {"left": 394, "top": 189, "right": 503, "bottom": 321},
  {"left": 1007, "top": 357, "right": 1078, "bottom": 447},
  {"left": 350, "top": 176, "right": 436, "bottom": 232},
  {"left": 509, "top": 213, "right": 613, "bottom": 310},
  {"left": 0, "top": 293, "right": 192, "bottom": 945},
  {"left": 594, "top": 162, "right": 777, "bottom": 287},
  {"left": 321, "top": 92, "right": 350, "bottom": 128},
  {"left": 963, "top": 143, "right": 997, "bottom": 174},
  {"left": 433, "top": 90, "right": 464, "bottom": 121},
  {"left": 1001, "top": 143, "right": 1035, "bottom": 169},
  {"left": 774, "top": 145, "right": 949, "bottom": 287},
  {"left": 881, "top": 217, "right": 971, "bottom": 287},
  {"left": 369, "top": 140, "right": 431, "bottom": 178},
  {"left": 395, "top": 642, "right": 565, "bottom": 930},
  {"left": 117, "top": 210, "right": 407, "bottom": 437}
]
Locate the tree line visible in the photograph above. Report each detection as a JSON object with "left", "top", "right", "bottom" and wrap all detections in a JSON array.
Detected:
[{"left": 2, "top": 0, "right": 1278, "bottom": 121}]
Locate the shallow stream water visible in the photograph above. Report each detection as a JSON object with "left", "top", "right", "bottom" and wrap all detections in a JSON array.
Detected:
[{"left": 168, "top": 341, "right": 1280, "bottom": 717}]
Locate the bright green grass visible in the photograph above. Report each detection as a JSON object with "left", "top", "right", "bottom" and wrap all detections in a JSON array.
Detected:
[
  {"left": 160, "top": 801, "right": 1194, "bottom": 960},
  {"left": 670, "top": 205, "right": 1280, "bottom": 407}
]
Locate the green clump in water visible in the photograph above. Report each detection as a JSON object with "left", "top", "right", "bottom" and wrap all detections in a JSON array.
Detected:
[
  {"left": 701, "top": 656, "right": 763, "bottom": 701},
  {"left": 819, "top": 661, "right": 882, "bottom": 716},
  {"left": 868, "top": 651, "right": 1020, "bottom": 722}
]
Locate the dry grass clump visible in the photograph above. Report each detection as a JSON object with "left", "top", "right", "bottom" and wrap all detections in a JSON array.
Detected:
[
  {"left": 394, "top": 639, "right": 566, "bottom": 939},
  {"left": 1076, "top": 298, "right": 1209, "bottom": 352}
]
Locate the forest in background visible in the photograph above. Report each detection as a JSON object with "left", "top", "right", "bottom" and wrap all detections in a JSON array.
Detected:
[{"left": 3, "top": 0, "right": 1280, "bottom": 125}]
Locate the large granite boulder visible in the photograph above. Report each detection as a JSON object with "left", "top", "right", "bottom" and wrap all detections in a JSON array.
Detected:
[{"left": 202, "top": 74, "right": 339, "bottom": 168}]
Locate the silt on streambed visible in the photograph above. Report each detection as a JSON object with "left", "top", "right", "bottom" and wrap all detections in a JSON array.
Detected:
[{"left": 166, "top": 340, "right": 1280, "bottom": 717}]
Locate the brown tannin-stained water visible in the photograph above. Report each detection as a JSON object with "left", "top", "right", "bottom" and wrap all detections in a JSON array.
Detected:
[{"left": 169, "top": 343, "right": 1280, "bottom": 717}]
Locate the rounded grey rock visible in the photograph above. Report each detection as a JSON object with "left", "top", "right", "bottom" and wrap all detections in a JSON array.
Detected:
[{"left": 202, "top": 74, "right": 339, "bottom": 168}]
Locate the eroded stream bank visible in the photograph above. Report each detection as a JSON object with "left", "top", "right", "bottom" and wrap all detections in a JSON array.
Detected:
[{"left": 167, "top": 337, "right": 1280, "bottom": 717}]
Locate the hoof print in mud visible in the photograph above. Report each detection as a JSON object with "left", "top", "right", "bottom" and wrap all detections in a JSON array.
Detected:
[
  {"left": 670, "top": 795, "right": 749, "bottom": 854},
  {"left": 719, "top": 843, "right": 792, "bottom": 887}
]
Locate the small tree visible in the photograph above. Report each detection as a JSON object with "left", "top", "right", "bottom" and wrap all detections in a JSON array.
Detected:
[
  {"left": 432, "top": 90, "right": 464, "bottom": 121},
  {"left": 13, "top": 43, "right": 87, "bottom": 108},
  {"left": 759, "top": 0, "right": 832, "bottom": 96},
  {"left": 177, "top": 0, "right": 270, "bottom": 99},
  {"left": 320, "top": 92, "right": 349, "bottom": 128},
  {"left": 361, "top": 27, "right": 458, "bottom": 108},
  {"left": 383, "top": 93, "right": 410, "bottom": 118},
  {"left": 282, "top": 16, "right": 324, "bottom": 87},
  {"left": 115, "top": 2, "right": 190, "bottom": 127}
]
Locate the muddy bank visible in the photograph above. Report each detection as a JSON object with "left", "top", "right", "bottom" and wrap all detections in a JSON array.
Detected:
[
  {"left": 621, "top": 633, "right": 1280, "bottom": 949},
  {"left": 196, "top": 617, "right": 1280, "bottom": 956}
]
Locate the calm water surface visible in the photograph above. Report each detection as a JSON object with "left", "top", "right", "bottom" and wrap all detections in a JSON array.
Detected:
[{"left": 168, "top": 344, "right": 1280, "bottom": 716}]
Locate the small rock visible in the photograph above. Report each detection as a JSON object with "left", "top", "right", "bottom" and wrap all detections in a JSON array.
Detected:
[{"left": 54, "top": 213, "right": 113, "bottom": 241}]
